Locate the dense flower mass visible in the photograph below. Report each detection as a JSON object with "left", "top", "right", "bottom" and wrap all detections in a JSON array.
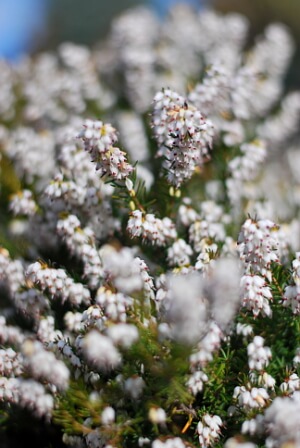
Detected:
[
  {"left": 0, "top": 3, "right": 300, "bottom": 448},
  {"left": 78, "top": 119, "right": 134, "bottom": 179},
  {"left": 151, "top": 88, "right": 214, "bottom": 187}
]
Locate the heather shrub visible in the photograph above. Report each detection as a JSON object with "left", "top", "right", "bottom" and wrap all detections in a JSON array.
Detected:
[{"left": 0, "top": 4, "right": 300, "bottom": 448}]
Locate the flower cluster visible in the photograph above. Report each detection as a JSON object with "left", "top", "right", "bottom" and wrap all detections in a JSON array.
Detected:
[
  {"left": 127, "top": 209, "right": 177, "bottom": 246},
  {"left": 282, "top": 252, "right": 300, "bottom": 314},
  {"left": 197, "top": 414, "right": 223, "bottom": 447},
  {"left": 151, "top": 88, "right": 214, "bottom": 187},
  {"left": 240, "top": 275, "right": 273, "bottom": 317},
  {"left": 247, "top": 336, "right": 272, "bottom": 371},
  {"left": 238, "top": 218, "right": 280, "bottom": 280},
  {"left": 78, "top": 119, "right": 133, "bottom": 180}
]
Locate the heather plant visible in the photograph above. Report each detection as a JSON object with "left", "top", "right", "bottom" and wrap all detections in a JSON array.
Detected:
[{"left": 0, "top": 4, "right": 300, "bottom": 448}]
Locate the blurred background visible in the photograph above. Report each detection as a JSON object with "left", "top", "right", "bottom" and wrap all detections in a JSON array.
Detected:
[{"left": 0, "top": 0, "right": 299, "bottom": 87}]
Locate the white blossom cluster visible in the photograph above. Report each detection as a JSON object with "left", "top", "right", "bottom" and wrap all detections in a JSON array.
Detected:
[
  {"left": 0, "top": 377, "right": 54, "bottom": 419},
  {"left": 26, "top": 261, "right": 91, "bottom": 307},
  {"left": 151, "top": 88, "right": 214, "bottom": 187},
  {"left": 238, "top": 218, "right": 280, "bottom": 281},
  {"left": 283, "top": 252, "right": 300, "bottom": 314},
  {"left": 56, "top": 214, "right": 104, "bottom": 289},
  {"left": 233, "top": 385, "right": 270, "bottom": 410},
  {"left": 127, "top": 209, "right": 177, "bottom": 246},
  {"left": 197, "top": 414, "right": 223, "bottom": 447},
  {"left": 83, "top": 330, "right": 121, "bottom": 372},
  {"left": 22, "top": 339, "right": 70, "bottom": 391},
  {"left": 240, "top": 275, "right": 273, "bottom": 317},
  {"left": 280, "top": 373, "right": 300, "bottom": 393},
  {"left": 78, "top": 119, "right": 133, "bottom": 180},
  {"left": 152, "top": 438, "right": 191, "bottom": 448},
  {"left": 247, "top": 336, "right": 272, "bottom": 371},
  {"left": 264, "top": 393, "right": 300, "bottom": 447},
  {"left": 226, "top": 140, "right": 267, "bottom": 211}
]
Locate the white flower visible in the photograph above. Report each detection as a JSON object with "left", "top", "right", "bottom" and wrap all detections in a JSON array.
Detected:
[
  {"left": 228, "top": 140, "right": 266, "bottom": 182},
  {"left": 95, "top": 287, "right": 133, "bottom": 322},
  {"left": 9, "top": 190, "right": 37, "bottom": 216},
  {"left": 282, "top": 253, "right": 300, "bottom": 315},
  {"left": 26, "top": 261, "right": 91, "bottom": 306},
  {"left": 148, "top": 407, "right": 167, "bottom": 424},
  {"left": 0, "top": 378, "right": 54, "bottom": 419},
  {"left": 247, "top": 336, "right": 272, "bottom": 371},
  {"left": 78, "top": 119, "right": 133, "bottom": 179},
  {"left": 240, "top": 275, "right": 273, "bottom": 317},
  {"left": 78, "top": 119, "right": 117, "bottom": 154},
  {"left": 127, "top": 211, "right": 177, "bottom": 246},
  {"left": 186, "top": 370, "right": 208, "bottom": 396},
  {"left": 241, "top": 414, "right": 265, "bottom": 437},
  {"left": 162, "top": 271, "right": 208, "bottom": 345},
  {"left": 127, "top": 209, "right": 143, "bottom": 238},
  {"left": 236, "top": 323, "right": 253, "bottom": 337},
  {"left": 101, "top": 245, "right": 143, "bottom": 294},
  {"left": 151, "top": 88, "right": 214, "bottom": 187},
  {"left": 203, "top": 256, "right": 241, "bottom": 330},
  {"left": 101, "top": 406, "right": 115, "bottom": 425},
  {"left": 124, "top": 376, "right": 145, "bottom": 400},
  {"left": 233, "top": 385, "right": 269, "bottom": 409},
  {"left": 152, "top": 437, "right": 187, "bottom": 448},
  {"left": 280, "top": 373, "right": 300, "bottom": 393},
  {"left": 224, "top": 437, "right": 257, "bottom": 448},
  {"left": 190, "top": 321, "right": 223, "bottom": 367},
  {"left": 167, "top": 239, "right": 193, "bottom": 267},
  {"left": 293, "top": 347, "right": 300, "bottom": 366},
  {"left": 238, "top": 218, "right": 280, "bottom": 280},
  {"left": 264, "top": 394, "right": 300, "bottom": 447},
  {"left": 83, "top": 330, "right": 121, "bottom": 371},
  {"left": 178, "top": 200, "right": 200, "bottom": 227},
  {"left": 22, "top": 339, "right": 70, "bottom": 391},
  {"left": 106, "top": 324, "right": 139, "bottom": 348},
  {"left": 197, "top": 414, "right": 223, "bottom": 447}
]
